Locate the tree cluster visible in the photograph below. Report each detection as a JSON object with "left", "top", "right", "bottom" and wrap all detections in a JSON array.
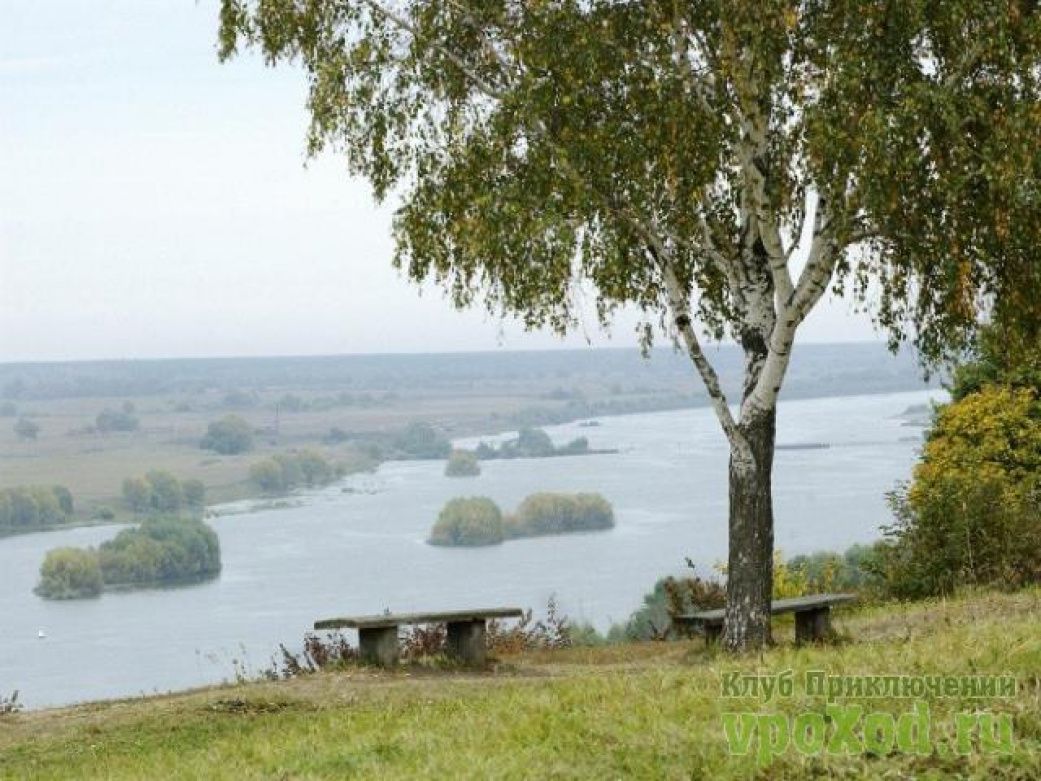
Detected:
[
  {"left": 200, "top": 415, "right": 255, "bottom": 454},
  {"left": 36, "top": 517, "right": 222, "bottom": 599},
  {"left": 0, "top": 485, "right": 73, "bottom": 531},
  {"left": 444, "top": 449, "right": 481, "bottom": 477},
  {"left": 122, "top": 471, "right": 205, "bottom": 514},
  {"left": 249, "top": 450, "right": 344, "bottom": 494},
  {"left": 428, "top": 492, "right": 614, "bottom": 546},
  {"left": 474, "top": 428, "right": 590, "bottom": 460}
]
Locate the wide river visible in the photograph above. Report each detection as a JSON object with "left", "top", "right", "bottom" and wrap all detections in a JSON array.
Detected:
[{"left": 0, "top": 389, "right": 940, "bottom": 709}]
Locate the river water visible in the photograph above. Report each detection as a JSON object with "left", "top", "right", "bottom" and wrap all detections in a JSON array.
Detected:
[{"left": 0, "top": 389, "right": 940, "bottom": 709}]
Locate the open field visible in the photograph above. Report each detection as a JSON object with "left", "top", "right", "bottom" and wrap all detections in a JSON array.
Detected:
[{"left": 1, "top": 588, "right": 1037, "bottom": 779}]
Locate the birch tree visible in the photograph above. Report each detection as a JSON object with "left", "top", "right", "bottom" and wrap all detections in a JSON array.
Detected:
[{"left": 219, "top": 1, "right": 1041, "bottom": 651}]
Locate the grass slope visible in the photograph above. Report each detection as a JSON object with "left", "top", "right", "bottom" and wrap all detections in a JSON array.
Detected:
[{"left": 1, "top": 589, "right": 1039, "bottom": 779}]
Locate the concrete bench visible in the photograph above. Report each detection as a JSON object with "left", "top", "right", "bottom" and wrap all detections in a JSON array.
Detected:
[
  {"left": 673, "top": 593, "right": 856, "bottom": 646},
  {"left": 314, "top": 607, "right": 524, "bottom": 667}
]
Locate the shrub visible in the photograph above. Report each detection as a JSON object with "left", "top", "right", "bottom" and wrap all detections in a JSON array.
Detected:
[
  {"left": 97, "top": 516, "right": 221, "bottom": 587},
  {"left": 200, "top": 415, "right": 254, "bottom": 454},
  {"left": 122, "top": 472, "right": 204, "bottom": 514},
  {"left": 394, "top": 422, "right": 451, "bottom": 459},
  {"left": 249, "top": 450, "right": 341, "bottom": 494},
  {"left": 428, "top": 497, "right": 504, "bottom": 546},
  {"left": 0, "top": 485, "right": 74, "bottom": 530},
  {"left": 35, "top": 548, "right": 103, "bottom": 599},
  {"left": 14, "top": 417, "right": 38, "bottom": 440},
  {"left": 507, "top": 492, "right": 614, "bottom": 538},
  {"left": 874, "top": 386, "right": 1041, "bottom": 598},
  {"left": 182, "top": 479, "right": 206, "bottom": 508},
  {"left": 95, "top": 408, "right": 139, "bottom": 433},
  {"left": 444, "top": 449, "right": 480, "bottom": 477}
]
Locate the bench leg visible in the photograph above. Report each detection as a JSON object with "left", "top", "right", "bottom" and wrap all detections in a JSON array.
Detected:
[
  {"left": 795, "top": 607, "right": 832, "bottom": 645},
  {"left": 358, "top": 626, "right": 399, "bottom": 667},
  {"left": 446, "top": 619, "right": 487, "bottom": 666},
  {"left": 704, "top": 623, "right": 723, "bottom": 647}
]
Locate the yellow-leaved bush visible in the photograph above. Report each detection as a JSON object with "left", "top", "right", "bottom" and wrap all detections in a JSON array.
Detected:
[{"left": 879, "top": 386, "right": 1041, "bottom": 598}]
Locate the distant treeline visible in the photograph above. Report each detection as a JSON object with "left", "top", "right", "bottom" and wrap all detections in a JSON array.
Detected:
[
  {"left": 428, "top": 493, "right": 614, "bottom": 547},
  {"left": 35, "top": 517, "right": 221, "bottom": 600},
  {"left": 250, "top": 450, "right": 347, "bottom": 494},
  {"left": 123, "top": 472, "right": 205, "bottom": 514},
  {"left": 0, "top": 485, "right": 74, "bottom": 532},
  {"left": 0, "top": 343, "right": 933, "bottom": 401}
]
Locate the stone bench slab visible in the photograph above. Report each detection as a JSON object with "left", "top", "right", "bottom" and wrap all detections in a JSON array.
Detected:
[{"left": 314, "top": 607, "right": 524, "bottom": 631}]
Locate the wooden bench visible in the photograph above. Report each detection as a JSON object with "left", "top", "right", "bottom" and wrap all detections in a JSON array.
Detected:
[
  {"left": 673, "top": 593, "right": 856, "bottom": 646},
  {"left": 314, "top": 607, "right": 524, "bottom": 667}
]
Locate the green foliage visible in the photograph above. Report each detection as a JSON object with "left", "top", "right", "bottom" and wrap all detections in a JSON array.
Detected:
[
  {"left": 249, "top": 450, "right": 343, "bottom": 494},
  {"left": 96, "top": 517, "right": 221, "bottom": 588},
  {"left": 36, "top": 518, "right": 224, "bottom": 598},
  {"left": 14, "top": 416, "right": 39, "bottom": 440},
  {"left": 181, "top": 479, "right": 206, "bottom": 509},
  {"left": 476, "top": 428, "right": 591, "bottom": 460},
  {"left": 506, "top": 492, "right": 614, "bottom": 538},
  {"left": 220, "top": 1, "right": 1041, "bottom": 366},
  {"left": 35, "top": 547, "right": 103, "bottom": 600},
  {"left": 122, "top": 471, "right": 204, "bottom": 514},
  {"left": 428, "top": 497, "right": 504, "bottom": 546},
  {"left": 950, "top": 324, "right": 1041, "bottom": 402},
  {"left": 393, "top": 422, "right": 452, "bottom": 460},
  {"left": 95, "top": 408, "right": 139, "bottom": 433},
  {"left": 0, "top": 485, "right": 74, "bottom": 531},
  {"left": 200, "top": 414, "right": 254, "bottom": 454},
  {"left": 875, "top": 386, "right": 1041, "bottom": 598},
  {"left": 444, "top": 449, "right": 480, "bottom": 477}
]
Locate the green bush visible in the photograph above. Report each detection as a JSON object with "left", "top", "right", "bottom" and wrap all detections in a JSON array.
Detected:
[
  {"left": 122, "top": 472, "right": 204, "bottom": 514},
  {"left": 249, "top": 450, "right": 342, "bottom": 494},
  {"left": 200, "top": 415, "right": 254, "bottom": 454},
  {"left": 444, "top": 449, "right": 480, "bottom": 477},
  {"left": 0, "top": 485, "right": 74, "bottom": 531},
  {"left": 476, "top": 428, "right": 590, "bottom": 459},
  {"left": 874, "top": 386, "right": 1041, "bottom": 598},
  {"left": 393, "top": 422, "right": 451, "bottom": 459},
  {"left": 507, "top": 492, "right": 614, "bottom": 538},
  {"left": 97, "top": 517, "right": 221, "bottom": 588},
  {"left": 428, "top": 497, "right": 504, "bottom": 546},
  {"left": 35, "top": 548, "right": 103, "bottom": 599},
  {"left": 95, "top": 408, "right": 139, "bottom": 433}
]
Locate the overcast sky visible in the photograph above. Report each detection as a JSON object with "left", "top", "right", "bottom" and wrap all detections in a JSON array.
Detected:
[{"left": 0, "top": 1, "right": 882, "bottom": 363}]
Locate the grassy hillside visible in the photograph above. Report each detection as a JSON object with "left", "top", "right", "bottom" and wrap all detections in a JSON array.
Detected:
[{"left": 1, "top": 589, "right": 1038, "bottom": 779}]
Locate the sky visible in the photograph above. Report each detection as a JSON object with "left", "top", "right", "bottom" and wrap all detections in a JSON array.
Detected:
[{"left": 0, "top": 1, "right": 881, "bottom": 363}]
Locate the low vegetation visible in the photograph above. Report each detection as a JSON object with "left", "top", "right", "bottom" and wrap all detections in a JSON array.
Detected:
[
  {"left": 427, "top": 497, "right": 504, "bottom": 546},
  {"left": 0, "top": 485, "right": 74, "bottom": 533},
  {"left": 474, "top": 427, "right": 594, "bottom": 460},
  {"left": 95, "top": 404, "right": 139, "bottom": 433},
  {"left": 506, "top": 492, "right": 614, "bottom": 538},
  {"left": 199, "top": 415, "right": 254, "bottom": 455},
  {"left": 122, "top": 471, "right": 205, "bottom": 514},
  {"left": 443, "top": 449, "right": 480, "bottom": 477},
  {"left": 392, "top": 421, "right": 452, "bottom": 460},
  {"left": 249, "top": 450, "right": 346, "bottom": 494},
  {"left": 35, "top": 517, "right": 221, "bottom": 599},
  {"left": 428, "top": 493, "right": 614, "bottom": 546},
  {"left": 13, "top": 416, "right": 38, "bottom": 441}
]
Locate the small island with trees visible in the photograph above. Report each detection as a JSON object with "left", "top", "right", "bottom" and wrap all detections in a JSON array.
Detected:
[
  {"left": 444, "top": 449, "right": 481, "bottom": 477},
  {"left": 428, "top": 492, "right": 614, "bottom": 547},
  {"left": 35, "top": 516, "right": 221, "bottom": 600},
  {"left": 474, "top": 427, "right": 616, "bottom": 461}
]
